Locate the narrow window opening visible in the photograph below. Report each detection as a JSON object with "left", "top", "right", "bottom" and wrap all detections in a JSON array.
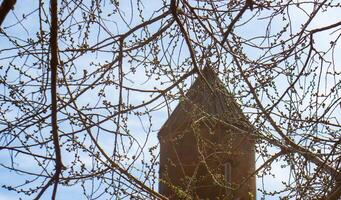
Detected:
[{"left": 224, "top": 162, "right": 232, "bottom": 186}]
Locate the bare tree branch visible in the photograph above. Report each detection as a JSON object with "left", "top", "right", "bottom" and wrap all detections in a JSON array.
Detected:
[{"left": 0, "top": 0, "right": 16, "bottom": 27}]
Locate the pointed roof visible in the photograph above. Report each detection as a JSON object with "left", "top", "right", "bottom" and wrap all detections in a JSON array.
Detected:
[{"left": 158, "top": 67, "right": 249, "bottom": 138}]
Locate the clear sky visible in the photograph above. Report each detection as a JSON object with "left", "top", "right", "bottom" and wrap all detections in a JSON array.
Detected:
[{"left": 0, "top": 0, "right": 340, "bottom": 200}]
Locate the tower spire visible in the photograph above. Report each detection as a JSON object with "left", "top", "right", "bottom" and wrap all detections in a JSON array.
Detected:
[{"left": 158, "top": 68, "right": 256, "bottom": 199}]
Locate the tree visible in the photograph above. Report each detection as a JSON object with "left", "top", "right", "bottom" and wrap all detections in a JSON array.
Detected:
[{"left": 0, "top": 0, "right": 340, "bottom": 199}]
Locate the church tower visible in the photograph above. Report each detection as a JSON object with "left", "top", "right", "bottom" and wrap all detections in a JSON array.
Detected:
[{"left": 158, "top": 67, "right": 256, "bottom": 200}]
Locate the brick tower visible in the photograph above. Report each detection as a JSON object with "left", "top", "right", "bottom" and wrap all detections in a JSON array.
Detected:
[{"left": 158, "top": 67, "right": 256, "bottom": 200}]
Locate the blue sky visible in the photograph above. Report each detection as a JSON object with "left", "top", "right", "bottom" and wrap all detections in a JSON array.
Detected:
[{"left": 0, "top": 0, "right": 340, "bottom": 199}]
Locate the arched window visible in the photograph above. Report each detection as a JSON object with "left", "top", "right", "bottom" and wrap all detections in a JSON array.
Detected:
[{"left": 224, "top": 162, "right": 232, "bottom": 185}]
